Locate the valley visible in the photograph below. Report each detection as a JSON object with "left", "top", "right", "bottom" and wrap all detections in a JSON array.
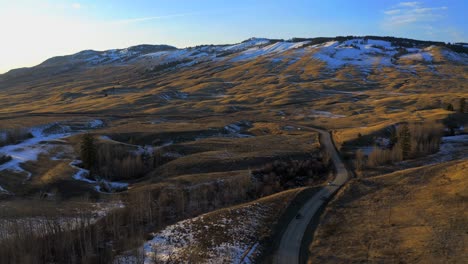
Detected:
[{"left": 0, "top": 36, "right": 466, "bottom": 263}]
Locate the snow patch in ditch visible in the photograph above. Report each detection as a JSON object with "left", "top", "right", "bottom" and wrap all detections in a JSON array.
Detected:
[{"left": 70, "top": 160, "right": 129, "bottom": 193}]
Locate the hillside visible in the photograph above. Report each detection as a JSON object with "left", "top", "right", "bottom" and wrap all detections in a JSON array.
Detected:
[
  {"left": 0, "top": 35, "right": 466, "bottom": 263},
  {"left": 308, "top": 159, "right": 468, "bottom": 263},
  {"left": 0, "top": 36, "right": 466, "bottom": 119}
]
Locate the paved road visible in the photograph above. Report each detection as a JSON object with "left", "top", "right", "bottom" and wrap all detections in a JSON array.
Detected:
[{"left": 273, "top": 127, "right": 349, "bottom": 264}]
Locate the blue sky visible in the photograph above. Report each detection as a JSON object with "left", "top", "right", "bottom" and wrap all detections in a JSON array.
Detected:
[{"left": 0, "top": 0, "right": 466, "bottom": 73}]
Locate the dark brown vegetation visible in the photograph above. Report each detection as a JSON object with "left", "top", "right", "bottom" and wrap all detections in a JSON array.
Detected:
[
  {"left": 0, "top": 154, "right": 12, "bottom": 165},
  {"left": 0, "top": 128, "right": 33, "bottom": 147},
  {"left": 0, "top": 178, "right": 249, "bottom": 263},
  {"left": 0, "top": 152, "right": 331, "bottom": 263},
  {"left": 96, "top": 144, "right": 149, "bottom": 181},
  {"left": 363, "top": 122, "right": 443, "bottom": 168},
  {"left": 252, "top": 156, "right": 331, "bottom": 196},
  {"left": 79, "top": 134, "right": 169, "bottom": 182}
]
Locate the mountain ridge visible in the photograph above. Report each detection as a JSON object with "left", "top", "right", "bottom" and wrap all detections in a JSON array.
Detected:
[{"left": 1, "top": 35, "right": 467, "bottom": 78}]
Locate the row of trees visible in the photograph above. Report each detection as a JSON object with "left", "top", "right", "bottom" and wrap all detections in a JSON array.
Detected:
[
  {"left": 356, "top": 122, "right": 444, "bottom": 169},
  {"left": 0, "top": 128, "right": 33, "bottom": 147},
  {"left": 80, "top": 134, "right": 168, "bottom": 182},
  {"left": 252, "top": 153, "right": 331, "bottom": 196},
  {"left": 446, "top": 98, "right": 466, "bottom": 113},
  {"left": 0, "top": 169, "right": 256, "bottom": 263}
]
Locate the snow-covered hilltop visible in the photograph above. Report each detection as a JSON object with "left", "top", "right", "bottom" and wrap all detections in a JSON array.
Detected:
[{"left": 1, "top": 36, "right": 467, "bottom": 81}]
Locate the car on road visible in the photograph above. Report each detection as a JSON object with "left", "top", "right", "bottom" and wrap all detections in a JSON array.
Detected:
[{"left": 295, "top": 213, "right": 302, "bottom": 219}]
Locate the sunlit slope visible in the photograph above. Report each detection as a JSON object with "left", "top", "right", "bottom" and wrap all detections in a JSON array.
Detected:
[
  {"left": 0, "top": 37, "right": 466, "bottom": 131},
  {"left": 308, "top": 159, "right": 468, "bottom": 263}
]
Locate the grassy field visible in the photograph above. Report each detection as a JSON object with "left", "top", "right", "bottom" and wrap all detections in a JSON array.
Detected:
[{"left": 308, "top": 159, "right": 468, "bottom": 263}]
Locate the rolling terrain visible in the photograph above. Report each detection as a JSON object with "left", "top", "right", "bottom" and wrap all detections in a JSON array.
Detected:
[{"left": 0, "top": 36, "right": 466, "bottom": 263}]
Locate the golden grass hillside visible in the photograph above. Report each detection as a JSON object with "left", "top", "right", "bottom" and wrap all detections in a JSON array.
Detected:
[{"left": 308, "top": 159, "right": 468, "bottom": 263}]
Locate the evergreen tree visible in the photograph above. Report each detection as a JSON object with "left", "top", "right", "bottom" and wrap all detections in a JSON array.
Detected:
[
  {"left": 80, "top": 133, "right": 97, "bottom": 171},
  {"left": 459, "top": 98, "right": 466, "bottom": 113},
  {"left": 389, "top": 129, "right": 398, "bottom": 147},
  {"left": 446, "top": 103, "right": 454, "bottom": 111},
  {"left": 398, "top": 124, "right": 411, "bottom": 160}
]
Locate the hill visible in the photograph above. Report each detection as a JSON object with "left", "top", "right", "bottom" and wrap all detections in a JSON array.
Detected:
[{"left": 308, "top": 159, "right": 468, "bottom": 263}]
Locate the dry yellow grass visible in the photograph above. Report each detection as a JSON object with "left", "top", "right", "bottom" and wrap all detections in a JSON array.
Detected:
[{"left": 308, "top": 159, "right": 468, "bottom": 263}]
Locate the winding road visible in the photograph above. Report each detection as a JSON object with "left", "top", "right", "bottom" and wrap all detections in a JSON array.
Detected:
[{"left": 273, "top": 127, "right": 350, "bottom": 264}]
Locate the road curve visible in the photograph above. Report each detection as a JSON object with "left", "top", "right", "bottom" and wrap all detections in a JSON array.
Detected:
[{"left": 273, "top": 128, "right": 349, "bottom": 264}]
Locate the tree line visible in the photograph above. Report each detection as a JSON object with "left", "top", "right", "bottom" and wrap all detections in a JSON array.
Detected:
[{"left": 356, "top": 121, "right": 444, "bottom": 170}]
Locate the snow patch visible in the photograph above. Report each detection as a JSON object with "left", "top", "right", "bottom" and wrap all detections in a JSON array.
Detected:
[
  {"left": 232, "top": 41, "right": 310, "bottom": 61},
  {"left": 143, "top": 202, "right": 269, "bottom": 263},
  {"left": 310, "top": 110, "right": 345, "bottom": 118},
  {"left": 88, "top": 119, "right": 104, "bottom": 128},
  {"left": 222, "top": 38, "right": 270, "bottom": 51},
  {"left": 311, "top": 38, "right": 398, "bottom": 69},
  {"left": 400, "top": 52, "right": 432, "bottom": 62},
  {"left": 0, "top": 124, "right": 74, "bottom": 176},
  {"left": 70, "top": 160, "right": 129, "bottom": 193}
]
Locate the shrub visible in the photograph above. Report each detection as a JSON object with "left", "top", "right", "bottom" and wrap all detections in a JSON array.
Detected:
[
  {"left": 95, "top": 144, "right": 167, "bottom": 181},
  {"left": 459, "top": 98, "right": 466, "bottom": 113},
  {"left": 398, "top": 124, "right": 411, "bottom": 160},
  {"left": 0, "top": 154, "right": 12, "bottom": 165},
  {"left": 80, "top": 133, "right": 97, "bottom": 171},
  {"left": 252, "top": 156, "right": 330, "bottom": 194},
  {"left": 446, "top": 103, "right": 454, "bottom": 111},
  {"left": 0, "top": 128, "right": 33, "bottom": 147}
]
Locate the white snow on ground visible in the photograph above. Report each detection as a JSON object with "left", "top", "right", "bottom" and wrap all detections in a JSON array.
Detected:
[
  {"left": 441, "top": 49, "right": 468, "bottom": 64},
  {"left": 70, "top": 160, "right": 129, "bottom": 193},
  {"left": 397, "top": 134, "right": 468, "bottom": 167},
  {"left": 223, "top": 121, "right": 253, "bottom": 138},
  {"left": 88, "top": 119, "right": 104, "bottom": 128},
  {"left": 158, "top": 91, "right": 188, "bottom": 101},
  {"left": 440, "top": 134, "right": 468, "bottom": 143},
  {"left": 431, "top": 135, "right": 468, "bottom": 163},
  {"left": 232, "top": 41, "right": 310, "bottom": 61},
  {"left": 99, "top": 135, "right": 112, "bottom": 141},
  {"left": 310, "top": 110, "right": 345, "bottom": 118},
  {"left": 0, "top": 184, "right": 9, "bottom": 194},
  {"left": 311, "top": 39, "right": 398, "bottom": 69},
  {"left": 143, "top": 202, "right": 272, "bottom": 263},
  {"left": 143, "top": 49, "right": 214, "bottom": 67},
  {"left": 400, "top": 52, "right": 433, "bottom": 62},
  {"left": 0, "top": 124, "right": 73, "bottom": 178},
  {"left": 222, "top": 38, "right": 270, "bottom": 51},
  {"left": 0, "top": 121, "right": 124, "bottom": 193},
  {"left": 224, "top": 123, "right": 242, "bottom": 134},
  {"left": 70, "top": 160, "right": 95, "bottom": 183}
]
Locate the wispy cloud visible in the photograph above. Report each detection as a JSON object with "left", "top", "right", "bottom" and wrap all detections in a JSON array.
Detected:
[
  {"left": 71, "top": 3, "right": 81, "bottom": 9},
  {"left": 383, "top": 2, "right": 448, "bottom": 27},
  {"left": 384, "top": 9, "right": 401, "bottom": 15},
  {"left": 111, "top": 13, "right": 196, "bottom": 25},
  {"left": 398, "top": 2, "right": 420, "bottom": 7}
]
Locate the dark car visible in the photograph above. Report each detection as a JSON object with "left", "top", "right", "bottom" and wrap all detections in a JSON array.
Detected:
[{"left": 296, "top": 213, "right": 302, "bottom": 219}]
